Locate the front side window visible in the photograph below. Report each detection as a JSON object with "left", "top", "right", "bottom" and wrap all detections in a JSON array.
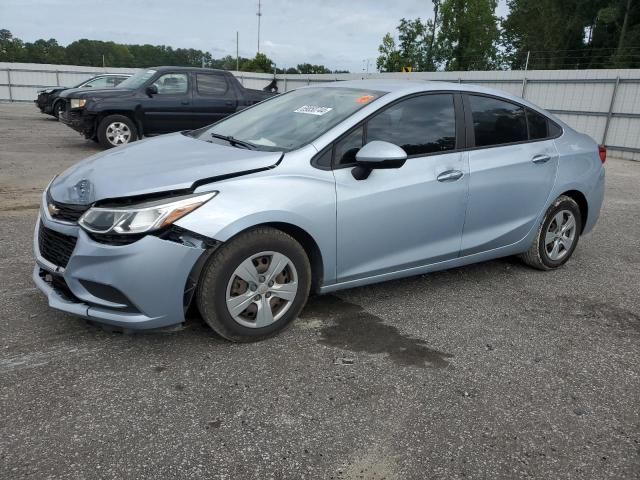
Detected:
[
  {"left": 117, "top": 69, "right": 157, "bottom": 89},
  {"left": 469, "top": 95, "right": 527, "bottom": 147},
  {"left": 153, "top": 73, "right": 188, "bottom": 95},
  {"left": 83, "top": 76, "right": 120, "bottom": 88},
  {"left": 197, "top": 74, "right": 228, "bottom": 95},
  {"left": 335, "top": 126, "right": 364, "bottom": 166},
  {"left": 197, "top": 87, "right": 384, "bottom": 151},
  {"left": 367, "top": 94, "right": 456, "bottom": 156}
]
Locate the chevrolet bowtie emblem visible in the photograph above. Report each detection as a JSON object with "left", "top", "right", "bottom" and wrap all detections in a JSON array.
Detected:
[{"left": 47, "top": 203, "right": 60, "bottom": 217}]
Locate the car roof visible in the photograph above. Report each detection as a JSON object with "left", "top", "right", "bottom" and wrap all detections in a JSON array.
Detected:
[
  {"left": 146, "top": 66, "right": 228, "bottom": 74},
  {"left": 306, "top": 78, "right": 553, "bottom": 117}
]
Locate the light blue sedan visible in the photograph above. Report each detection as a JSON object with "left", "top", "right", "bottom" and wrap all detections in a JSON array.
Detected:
[{"left": 34, "top": 80, "right": 605, "bottom": 341}]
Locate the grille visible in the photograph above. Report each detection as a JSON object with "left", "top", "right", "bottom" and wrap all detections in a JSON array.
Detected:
[
  {"left": 48, "top": 201, "right": 89, "bottom": 223},
  {"left": 38, "top": 222, "right": 78, "bottom": 268}
]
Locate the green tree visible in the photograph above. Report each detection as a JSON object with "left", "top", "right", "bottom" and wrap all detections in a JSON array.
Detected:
[
  {"left": 0, "top": 29, "right": 25, "bottom": 62},
  {"left": 435, "top": 0, "right": 500, "bottom": 70},
  {"left": 377, "top": 32, "right": 403, "bottom": 71},
  {"left": 296, "top": 63, "right": 332, "bottom": 74}
]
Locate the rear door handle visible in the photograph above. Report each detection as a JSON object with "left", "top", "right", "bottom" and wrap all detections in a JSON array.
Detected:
[
  {"left": 532, "top": 154, "right": 551, "bottom": 164},
  {"left": 437, "top": 170, "right": 464, "bottom": 182}
]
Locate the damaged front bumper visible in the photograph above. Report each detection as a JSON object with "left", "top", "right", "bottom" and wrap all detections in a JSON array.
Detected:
[
  {"left": 33, "top": 213, "right": 213, "bottom": 330},
  {"left": 60, "top": 109, "right": 96, "bottom": 138}
]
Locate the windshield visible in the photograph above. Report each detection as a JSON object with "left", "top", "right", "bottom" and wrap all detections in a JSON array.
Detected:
[
  {"left": 117, "top": 69, "right": 157, "bottom": 89},
  {"left": 195, "top": 87, "right": 385, "bottom": 151}
]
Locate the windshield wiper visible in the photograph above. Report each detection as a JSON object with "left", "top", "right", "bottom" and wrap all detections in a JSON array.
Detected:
[{"left": 209, "top": 133, "right": 256, "bottom": 150}]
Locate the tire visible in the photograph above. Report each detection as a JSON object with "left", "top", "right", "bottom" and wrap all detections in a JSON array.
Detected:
[
  {"left": 520, "top": 195, "right": 582, "bottom": 270},
  {"left": 52, "top": 100, "right": 65, "bottom": 119},
  {"left": 96, "top": 114, "right": 138, "bottom": 149},
  {"left": 197, "top": 227, "right": 311, "bottom": 342}
]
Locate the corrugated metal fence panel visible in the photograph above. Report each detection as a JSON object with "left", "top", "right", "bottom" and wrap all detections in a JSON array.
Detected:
[
  {"left": 614, "top": 83, "right": 640, "bottom": 115},
  {"left": 1, "top": 63, "right": 639, "bottom": 158},
  {"left": 607, "top": 117, "right": 640, "bottom": 149}
]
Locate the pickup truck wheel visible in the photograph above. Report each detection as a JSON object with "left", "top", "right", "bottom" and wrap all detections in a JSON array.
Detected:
[
  {"left": 97, "top": 115, "right": 138, "bottom": 149},
  {"left": 53, "top": 101, "right": 65, "bottom": 119}
]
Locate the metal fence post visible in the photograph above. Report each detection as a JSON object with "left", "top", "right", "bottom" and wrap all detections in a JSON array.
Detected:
[
  {"left": 7, "top": 69, "right": 13, "bottom": 101},
  {"left": 602, "top": 76, "right": 620, "bottom": 145}
]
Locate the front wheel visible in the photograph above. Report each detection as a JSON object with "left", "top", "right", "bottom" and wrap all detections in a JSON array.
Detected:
[
  {"left": 96, "top": 114, "right": 138, "bottom": 149},
  {"left": 53, "top": 101, "right": 65, "bottom": 119},
  {"left": 520, "top": 195, "right": 582, "bottom": 270},
  {"left": 197, "top": 227, "right": 311, "bottom": 342}
]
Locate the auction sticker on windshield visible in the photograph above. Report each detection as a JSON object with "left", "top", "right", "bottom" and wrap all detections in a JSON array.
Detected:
[{"left": 294, "top": 105, "right": 333, "bottom": 116}]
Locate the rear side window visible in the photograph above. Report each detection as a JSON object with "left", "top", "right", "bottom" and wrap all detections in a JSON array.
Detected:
[
  {"left": 367, "top": 94, "right": 456, "bottom": 155},
  {"left": 469, "top": 95, "right": 527, "bottom": 147},
  {"left": 527, "top": 109, "right": 548, "bottom": 140},
  {"left": 197, "top": 74, "right": 228, "bottom": 95}
]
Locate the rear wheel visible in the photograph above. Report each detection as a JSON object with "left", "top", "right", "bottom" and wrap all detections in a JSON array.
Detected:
[
  {"left": 520, "top": 195, "right": 581, "bottom": 270},
  {"left": 197, "top": 227, "right": 311, "bottom": 342},
  {"left": 97, "top": 114, "right": 138, "bottom": 149}
]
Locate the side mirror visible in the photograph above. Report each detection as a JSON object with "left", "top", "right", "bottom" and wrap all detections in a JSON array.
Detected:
[
  {"left": 145, "top": 84, "right": 158, "bottom": 97},
  {"left": 352, "top": 141, "right": 407, "bottom": 180}
]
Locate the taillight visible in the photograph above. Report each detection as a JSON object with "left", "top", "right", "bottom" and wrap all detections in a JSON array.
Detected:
[{"left": 598, "top": 145, "right": 606, "bottom": 164}]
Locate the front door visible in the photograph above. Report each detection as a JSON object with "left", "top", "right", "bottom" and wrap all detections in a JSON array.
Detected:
[
  {"left": 334, "top": 93, "right": 469, "bottom": 283},
  {"left": 141, "top": 71, "right": 193, "bottom": 134}
]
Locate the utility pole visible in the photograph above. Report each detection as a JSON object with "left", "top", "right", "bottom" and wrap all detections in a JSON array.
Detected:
[
  {"left": 256, "top": 0, "right": 262, "bottom": 54},
  {"left": 236, "top": 31, "right": 239, "bottom": 71},
  {"left": 616, "top": 0, "right": 632, "bottom": 59}
]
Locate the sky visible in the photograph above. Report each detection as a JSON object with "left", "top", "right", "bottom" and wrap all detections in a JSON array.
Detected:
[{"left": 1, "top": 0, "right": 509, "bottom": 72}]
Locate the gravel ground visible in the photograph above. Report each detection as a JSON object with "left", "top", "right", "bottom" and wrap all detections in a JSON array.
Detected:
[{"left": 1, "top": 102, "right": 639, "bottom": 480}]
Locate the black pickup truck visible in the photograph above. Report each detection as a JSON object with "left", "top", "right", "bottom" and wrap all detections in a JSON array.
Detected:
[{"left": 59, "top": 66, "right": 277, "bottom": 148}]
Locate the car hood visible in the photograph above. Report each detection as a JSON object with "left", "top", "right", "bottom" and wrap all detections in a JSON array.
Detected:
[
  {"left": 59, "top": 87, "right": 132, "bottom": 99},
  {"left": 48, "top": 133, "right": 282, "bottom": 205}
]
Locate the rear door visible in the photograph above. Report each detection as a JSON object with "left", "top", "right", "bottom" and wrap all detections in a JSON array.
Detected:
[
  {"left": 191, "top": 72, "right": 238, "bottom": 128},
  {"left": 460, "top": 94, "right": 559, "bottom": 255},
  {"left": 140, "top": 71, "right": 193, "bottom": 134}
]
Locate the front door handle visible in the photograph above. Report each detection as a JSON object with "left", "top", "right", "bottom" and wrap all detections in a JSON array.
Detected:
[
  {"left": 532, "top": 154, "right": 551, "bottom": 164},
  {"left": 437, "top": 170, "right": 464, "bottom": 182}
]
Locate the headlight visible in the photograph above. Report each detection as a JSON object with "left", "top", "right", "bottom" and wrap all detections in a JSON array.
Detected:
[
  {"left": 70, "top": 98, "right": 86, "bottom": 109},
  {"left": 78, "top": 192, "right": 217, "bottom": 235}
]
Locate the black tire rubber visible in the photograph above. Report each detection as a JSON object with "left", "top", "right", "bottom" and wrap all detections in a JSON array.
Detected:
[
  {"left": 52, "top": 100, "right": 65, "bottom": 119},
  {"left": 520, "top": 195, "right": 582, "bottom": 270},
  {"left": 196, "top": 227, "right": 311, "bottom": 342},
  {"left": 96, "top": 114, "right": 138, "bottom": 149}
]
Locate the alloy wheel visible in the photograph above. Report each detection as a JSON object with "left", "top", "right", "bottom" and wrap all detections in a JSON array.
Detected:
[
  {"left": 225, "top": 251, "right": 298, "bottom": 328},
  {"left": 544, "top": 210, "right": 577, "bottom": 261},
  {"left": 106, "top": 122, "right": 132, "bottom": 146}
]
